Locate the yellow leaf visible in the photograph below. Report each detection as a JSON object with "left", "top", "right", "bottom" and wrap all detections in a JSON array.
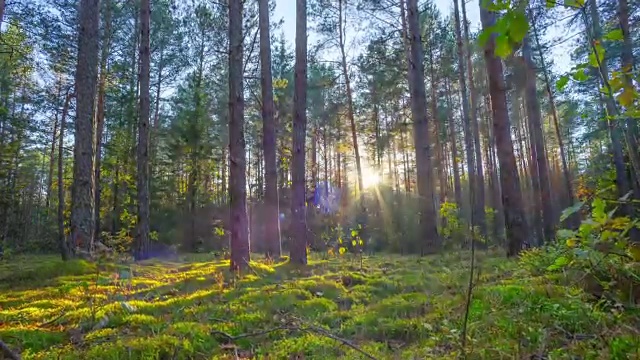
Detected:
[
  {"left": 617, "top": 86, "right": 637, "bottom": 107},
  {"left": 566, "top": 238, "right": 577, "bottom": 248},
  {"left": 627, "top": 244, "right": 640, "bottom": 261}
]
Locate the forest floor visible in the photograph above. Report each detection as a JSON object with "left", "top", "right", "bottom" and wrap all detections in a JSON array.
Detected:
[{"left": 0, "top": 250, "right": 639, "bottom": 359}]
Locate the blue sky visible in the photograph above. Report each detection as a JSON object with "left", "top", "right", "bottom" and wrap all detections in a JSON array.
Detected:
[{"left": 272, "top": 0, "right": 573, "bottom": 73}]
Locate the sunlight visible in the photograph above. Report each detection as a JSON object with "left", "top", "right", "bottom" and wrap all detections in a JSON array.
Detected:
[{"left": 361, "top": 166, "right": 381, "bottom": 188}]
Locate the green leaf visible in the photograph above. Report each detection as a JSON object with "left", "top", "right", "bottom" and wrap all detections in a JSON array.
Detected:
[
  {"left": 557, "top": 229, "right": 576, "bottom": 240},
  {"left": 339, "top": 247, "right": 346, "bottom": 255},
  {"left": 359, "top": 239, "right": 364, "bottom": 246},
  {"left": 546, "top": 256, "right": 570, "bottom": 271},
  {"left": 351, "top": 229, "right": 358, "bottom": 237},
  {"left": 478, "top": 28, "right": 493, "bottom": 47},
  {"left": 546, "top": 0, "right": 556, "bottom": 8},
  {"left": 572, "top": 69, "right": 589, "bottom": 82},
  {"left": 603, "top": 29, "right": 624, "bottom": 41},
  {"left": 351, "top": 240, "right": 357, "bottom": 246},
  {"left": 588, "top": 42, "right": 605, "bottom": 67},
  {"left": 556, "top": 75, "right": 570, "bottom": 92},
  {"left": 560, "top": 201, "right": 583, "bottom": 222},
  {"left": 592, "top": 198, "right": 606, "bottom": 222},
  {"left": 509, "top": 12, "right": 529, "bottom": 43},
  {"left": 495, "top": 34, "right": 511, "bottom": 58}
]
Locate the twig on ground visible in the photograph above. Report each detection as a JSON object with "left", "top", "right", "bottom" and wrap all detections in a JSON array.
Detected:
[
  {"left": 0, "top": 339, "right": 21, "bottom": 360},
  {"left": 290, "top": 315, "right": 379, "bottom": 360},
  {"left": 211, "top": 326, "right": 295, "bottom": 342},
  {"left": 38, "top": 312, "right": 66, "bottom": 327}
]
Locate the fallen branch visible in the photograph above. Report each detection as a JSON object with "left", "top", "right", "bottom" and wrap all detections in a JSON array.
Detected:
[
  {"left": 0, "top": 339, "right": 21, "bottom": 360},
  {"left": 289, "top": 315, "right": 379, "bottom": 360},
  {"left": 211, "top": 326, "right": 295, "bottom": 342},
  {"left": 302, "top": 325, "right": 379, "bottom": 360}
]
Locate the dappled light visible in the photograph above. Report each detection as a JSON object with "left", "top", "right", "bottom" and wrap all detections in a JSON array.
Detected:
[{"left": 1, "top": 0, "right": 639, "bottom": 358}]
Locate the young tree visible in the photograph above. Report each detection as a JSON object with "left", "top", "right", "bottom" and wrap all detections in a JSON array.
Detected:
[
  {"left": 135, "top": 0, "right": 151, "bottom": 260},
  {"left": 290, "top": 0, "right": 308, "bottom": 265},
  {"left": 229, "top": 0, "right": 250, "bottom": 271},
  {"left": 259, "top": 0, "right": 281, "bottom": 259},
  {"left": 70, "top": 0, "right": 100, "bottom": 255}
]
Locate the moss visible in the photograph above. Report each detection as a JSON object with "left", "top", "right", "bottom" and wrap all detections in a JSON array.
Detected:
[{"left": 0, "top": 252, "right": 637, "bottom": 359}]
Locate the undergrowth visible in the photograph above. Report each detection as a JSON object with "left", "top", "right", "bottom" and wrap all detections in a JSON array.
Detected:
[{"left": 0, "top": 250, "right": 638, "bottom": 359}]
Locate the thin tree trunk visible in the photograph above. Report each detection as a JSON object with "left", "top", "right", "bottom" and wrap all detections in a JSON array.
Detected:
[
  {"left": 446, "top": 79, "right": 463, "bottom": 207},
  {"left": 46, "top": 84, "right": 60, "bottom": 210},
  {"left": 523, "top": 34, "right": 554, "bottom": 244},
  {"left": 259, "top": 0, "right": 281, "bottom": 259},
  {"left": 453, "top": 0, "right": 482, "bottom": 237},
  {"left": 58, "top": 91, "right": 73, "bottom": 260},
  {"left": 95, "top": 0, "right": 111, "bottom": 242},
  {"left": 71, "top": 0, "right": 100, "bottom": 255},
  {"left": 229, "top": 0, "right": 250, "bottom": 270},
  {"left": 290, "top": 0, "right": 308, "bottom": 265},
  {"left": 406, "top": 0, "right": 440, "bottom": 253},
  {"left": 135, "top": 0, "right": 150, "bottom": 260},
  {"left": 480, "top": 0, "right": 528, "bottom": 256},
  {"left": 461, "top": 0, "right": 486, "bottom": 237},
  {"left": 531, "top": 16, "right": 573, "bottom": 211}
]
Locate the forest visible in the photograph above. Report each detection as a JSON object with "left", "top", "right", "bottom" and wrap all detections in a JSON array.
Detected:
[{"left": 0, "top": 0, "right": 639, "bottom": 358}]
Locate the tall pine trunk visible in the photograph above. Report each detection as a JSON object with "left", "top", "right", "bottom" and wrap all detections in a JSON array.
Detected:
[
  {"left": 453, "top": 0, "right": 481, "bottom": 238},
  {"left": 522, "top": 34, "right": 554, "bottom": 244},
  {"left": 406, "top": 0, "right": 440, "bottom": 253},
  {"left": 479, "top": 1, "right": 528, "bottom": 256},
  {"left": 95, "top": 0, "right": 111, "bottom": 243},
  {"left": 259, "top": 0, "right": 281, "bottom": 259},
  {"left": 290, "top": 0, "right": 308, "bottom": 265},
  {"left": 135, "top": 0, "right": 150, "bottom": 260},
  {"left": 229, "top": 0, "right": 250, "bottom": 271},
  {"left": 461, "top": 0, "right": 486, "bottom": 237},
  {"left": 71, "top": 0, "right": 100, "bottom": 255}
]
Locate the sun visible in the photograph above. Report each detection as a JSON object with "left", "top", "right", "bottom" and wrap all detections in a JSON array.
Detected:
[{"left": 361, "top": 166, "right": 381, "bottom": 188}]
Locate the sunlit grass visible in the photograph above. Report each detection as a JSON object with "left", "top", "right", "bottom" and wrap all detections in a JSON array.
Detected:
[{"left": 0, "top": 250, "right": 637, "bottom": 359}]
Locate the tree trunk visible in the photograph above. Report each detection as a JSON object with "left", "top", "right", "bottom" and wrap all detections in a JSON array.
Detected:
[
  {"left": 531, "top": 16, "right": 574, "bottom": 212},
  {"left": 95, "top": 0, "right": 111, "bottom": 243},
  {"left": 453, "top": 0, "right": 482, "bottom": 237},
  {"left": 290, "top": 0, "right": 308, "bottom": 265},
  {"left": 46, "top": 84, "right": 60, "bottom": 210},
  {"left": 461, "top": 0, "right": 486, "bottom": 236},
  {"left": 479, "top": 1, "right": 528, "bottom": 256},
  {"left": 58, "top": 91, "right": 73, "bottom": 260},
  {"left": 229, "top": 0, "right": 250, "bottom": 271},
  {"left": 71, "top": 0, "right": 100, "bottom": 255},
  {"left": 259, "top": 0, "right": 281, "bottom": 259},
  {"left": 446, "top": 79, "right": 463, "bottom": 207},
  {"left": 406, "top": 0, "right": 440, "bottom": 253},
  {"left": 587, "top": 1, "right": 631, "bottom": 202},
  {"left": 522, "top": 34, "right": 554, "bottom": 244},
  {"left": 135, "top": 0, "right": 150, "bottom": 260}
]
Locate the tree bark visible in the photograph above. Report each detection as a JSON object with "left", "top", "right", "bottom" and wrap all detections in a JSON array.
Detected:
[
  {"left": 259, "top": 0, "right": 282, "bottom": 259},
  {"left": 461, "top": 0, "right": 486, "bottom": 237},
  {"left": 453, "top": 0, "right": 481, "bottom": 238},
  {"left": 58, "top": 91, "right": 73, "bottom": 261},
  {"left": 479, "top": 1, "right": 528, "bottom": 256},
  {"left": 522, "top": 34, "right": 555, "bottom": 244},
  {"left": 290, "top": 0, "right": 308, "bottom": 265},
  {"left": 446, "top": 78, "right": 463, "bottom": 207},
  {"left": 95, "top": 0, "right": 111, "bottom": 242},
  {"left": 229, "top": 0, "right": 250, "bottom": 271},
  {"left": 531, "top": 15, "right": 574, "bottom": 212},
  {"left": 406, "top": 0, "right": 440, "bottom": 253},
  {"left": 135, "top": 0, "right": 150, "bottom": 260},
  {"left": 71, "top": 0, "right": 100, "bottom": 255}
]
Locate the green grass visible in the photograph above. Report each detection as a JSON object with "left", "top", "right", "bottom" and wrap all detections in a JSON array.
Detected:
[{"left": 0, "top": 250, "right": 638, "bottom": 359}]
